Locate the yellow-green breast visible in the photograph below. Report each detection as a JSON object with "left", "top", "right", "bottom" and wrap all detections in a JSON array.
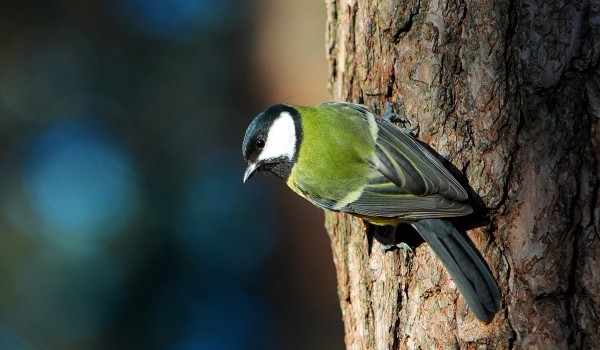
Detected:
[{"left": 286, "top": 103, "right": 377, "bottom": 208}]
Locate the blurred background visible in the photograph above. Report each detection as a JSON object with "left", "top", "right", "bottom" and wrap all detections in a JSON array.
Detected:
[{"left": 0, "top": 1, "right": 343, "bottom": 349}]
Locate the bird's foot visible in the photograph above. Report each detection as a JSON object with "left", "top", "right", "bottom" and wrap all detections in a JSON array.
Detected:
[
  {"left": 384, "top": 102, "right": 407, "bottom": 124},
  {"left": 384, "top": 102, "right": 419, "bottom": 136},
  {"left": 381, "top": 242, "right": 414, "bottom": 255}
]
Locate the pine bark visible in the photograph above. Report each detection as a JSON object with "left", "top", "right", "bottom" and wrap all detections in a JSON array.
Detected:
[{"left": 324, "top": 0, "right": 600, "bottom": 348}]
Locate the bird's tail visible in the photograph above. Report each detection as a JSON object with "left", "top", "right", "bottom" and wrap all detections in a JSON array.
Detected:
[{"left": 411, "top": 218, "right": 500, "bottom": 322}]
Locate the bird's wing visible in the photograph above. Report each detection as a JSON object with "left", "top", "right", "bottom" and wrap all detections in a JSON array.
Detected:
[
  {"left": 346, "top": 186, "right": 472, "bottom": 220},
  {"left": 344, "top": 118, "right": 473, "bottom": 220},
  {"left": 372, "top": 118, "right": 469, "bottom": 200}
]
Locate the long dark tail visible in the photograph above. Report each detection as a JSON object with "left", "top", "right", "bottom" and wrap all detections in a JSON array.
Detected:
[{"left": 411, "top": 218, "right": 500, "bottom": 322}]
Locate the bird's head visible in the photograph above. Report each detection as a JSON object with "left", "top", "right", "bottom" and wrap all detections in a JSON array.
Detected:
[{"left": 242, "top": 104, "right": 302, "bottom": 182}]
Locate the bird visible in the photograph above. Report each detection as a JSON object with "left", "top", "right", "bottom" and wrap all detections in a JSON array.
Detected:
[{"left": 242, "top": 101, "right": 500, "bottom": 322}]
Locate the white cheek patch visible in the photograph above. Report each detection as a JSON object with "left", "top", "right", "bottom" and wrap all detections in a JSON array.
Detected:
[{"left": 258, "top": 111, "right": 297, "bottom": 162}]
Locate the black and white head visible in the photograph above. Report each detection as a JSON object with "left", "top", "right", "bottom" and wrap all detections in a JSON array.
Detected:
[{"left": 242, "top": 104, "right": 302, "bottom": 182}]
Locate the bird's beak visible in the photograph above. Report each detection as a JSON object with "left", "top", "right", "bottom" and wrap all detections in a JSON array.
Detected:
[{"left": 243, "top": 162, "right": 259, "bottom": 183}]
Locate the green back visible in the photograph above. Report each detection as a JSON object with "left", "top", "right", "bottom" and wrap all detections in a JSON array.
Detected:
[
  {"left": 286, "top": 101, "right": 472, "bottom": 221},
  {"left": 288, "top": 103, "right": 374, "bottom": 202}
]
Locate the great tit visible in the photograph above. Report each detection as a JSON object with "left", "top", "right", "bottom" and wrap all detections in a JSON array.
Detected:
[{"left": 242, "top": 101, "right": 500, "bottom": 322}]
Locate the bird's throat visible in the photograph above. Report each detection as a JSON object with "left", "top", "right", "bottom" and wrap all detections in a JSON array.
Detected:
[{"left": 262, "top": 158, "right": 294, "bottom": 181}]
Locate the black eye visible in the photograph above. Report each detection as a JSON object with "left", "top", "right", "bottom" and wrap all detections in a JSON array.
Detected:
[{"left": 255, "top": 138, "right": 265, "bottom": 149}]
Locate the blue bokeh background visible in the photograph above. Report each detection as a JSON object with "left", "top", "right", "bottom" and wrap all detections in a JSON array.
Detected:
[{"left": 0, "top": 1, "right": 341, "bottom": 349}]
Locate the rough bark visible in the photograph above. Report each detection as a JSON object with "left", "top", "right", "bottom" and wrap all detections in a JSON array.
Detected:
[{"left": 324, "top": 0, "right": 600, "bottom": 348}]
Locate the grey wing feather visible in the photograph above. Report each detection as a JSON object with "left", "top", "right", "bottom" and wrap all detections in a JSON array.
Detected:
[
  {"left": 291, "top": 180, "right": 340, "bottom": 212},
  {"left": 348, "top": 191, "right": 472, "bottom": 220},
  {"left": 372, "top": 118, "right": 468, "bottom": 201},
  {"left": 307, "top": 195, "right": 338, "bottom": 211},
  {"left": 345, "top": 118, "right": 472, "bottom": 220}
]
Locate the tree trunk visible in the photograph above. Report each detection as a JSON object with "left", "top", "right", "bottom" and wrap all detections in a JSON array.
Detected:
[{"left": 324, "top": 0, "right": 600, "bottom": 348}]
